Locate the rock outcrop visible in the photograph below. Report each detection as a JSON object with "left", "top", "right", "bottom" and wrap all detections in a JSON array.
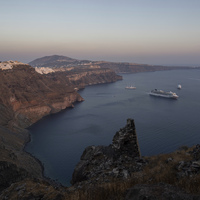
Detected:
[
  {"left": 71, "top": 119, "right": 144, "bottom": 185},
  {"left": 0, "top": 60, "right": 122, "bottom": 199}
]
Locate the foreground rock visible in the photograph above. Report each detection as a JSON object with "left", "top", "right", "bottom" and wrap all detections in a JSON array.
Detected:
[{"left": 71, "top": 119, "right": 145, "bottom": 185}]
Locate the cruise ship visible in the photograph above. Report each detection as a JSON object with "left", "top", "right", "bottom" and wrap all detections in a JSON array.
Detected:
[{"left": 149, "top": 89, "right": 178, "bottom": 99}]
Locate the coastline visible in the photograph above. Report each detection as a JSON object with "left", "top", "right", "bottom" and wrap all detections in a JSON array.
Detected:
[
  {"left": 23, "top": 99, "right": 86, "bottom": 187},
  {"left": 16, "top": 69, "right": 200, "bottom": 185},
  {"left": 21, "top": 69, "right": 194, "bottom": 187}
]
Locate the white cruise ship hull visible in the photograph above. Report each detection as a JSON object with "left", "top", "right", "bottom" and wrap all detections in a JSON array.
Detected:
[{"left": 149, "top": 89, "right": 178, "bottom": 99}]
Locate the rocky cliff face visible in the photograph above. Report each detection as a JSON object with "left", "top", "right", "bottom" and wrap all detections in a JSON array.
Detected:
[
  {"left": 71, "top": 119, "right": 144, "bottom": 186},
  {"left": 0, "top": 61, "right": 83, "bottom": 130},
  {"left": 65, "top": 68, "right": 122, "bottom": 86}
]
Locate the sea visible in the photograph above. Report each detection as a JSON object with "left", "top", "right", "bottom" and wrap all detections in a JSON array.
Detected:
[{"left": 25, "top": 69, "right": 200, "bottom": 186}]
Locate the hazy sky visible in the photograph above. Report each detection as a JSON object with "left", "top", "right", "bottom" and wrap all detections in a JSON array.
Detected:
[{"left": 1, "top": 0, "right": 200, "bottom": 66}]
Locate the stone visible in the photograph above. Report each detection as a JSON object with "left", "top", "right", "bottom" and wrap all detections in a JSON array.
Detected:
[
  {"left": 71, "top": 119, "right": 144, "bottom": 185},
  {"left": 112, "top": 119, "right": 141, "bottom": 158}
]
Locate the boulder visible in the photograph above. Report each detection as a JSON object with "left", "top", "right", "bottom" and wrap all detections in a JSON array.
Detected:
[{"left": 71, "top": 119, "right": 144, "bottom": 186}]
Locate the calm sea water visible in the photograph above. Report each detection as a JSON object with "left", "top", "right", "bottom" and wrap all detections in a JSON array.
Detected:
[{"left": 25, "top": 69, "right": 200, "bottom": 186}]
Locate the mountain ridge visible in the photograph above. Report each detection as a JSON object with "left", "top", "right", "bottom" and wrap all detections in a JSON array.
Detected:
[
  {"left": 29, "top": 55, "right": 196, "bottom": 73},
  {"left": 29, "top": 55, "right": 91, "bottom": 68}
]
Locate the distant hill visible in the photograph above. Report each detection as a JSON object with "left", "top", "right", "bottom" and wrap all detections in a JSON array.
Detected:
[
  {"left": 29, "top": 55, "right": 194, "bottom": 73},
  {"left": 29, "top": 55, "right": 91, "bottom": 68}
]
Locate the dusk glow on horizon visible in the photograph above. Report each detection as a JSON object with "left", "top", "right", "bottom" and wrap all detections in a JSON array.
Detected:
[{"left": 1, "top": 0, "right": 200, "bottom": 66}]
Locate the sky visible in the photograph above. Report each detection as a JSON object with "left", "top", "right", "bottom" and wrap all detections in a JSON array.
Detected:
[{"left": 1, "top": 0, "right": 200, "bottom": 66}]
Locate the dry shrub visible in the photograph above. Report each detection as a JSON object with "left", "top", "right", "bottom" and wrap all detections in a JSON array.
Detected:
[
  {"left": 177, "top": 175, "right": 200, "bottom": 194},
  {"left": 66, "top": 181, "right": 132, "bottom": 200}
]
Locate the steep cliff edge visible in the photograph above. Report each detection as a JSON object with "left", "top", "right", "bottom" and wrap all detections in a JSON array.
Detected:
[
  {"left": 0, "top": 61, "right": 83, "bottom": 130},
  {"left": 45, "top": 68, "right": 122, "bottom": 89}
]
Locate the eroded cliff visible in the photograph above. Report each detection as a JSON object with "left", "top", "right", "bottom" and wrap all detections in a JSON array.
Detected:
[{"left": 0, "top": 61, "right": 84, "bottom": 130}]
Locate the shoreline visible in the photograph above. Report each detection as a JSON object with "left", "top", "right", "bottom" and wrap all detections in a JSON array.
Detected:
[
  {"left": 21, "top": 68, "right": 200, "bottom": 187},
  {"left": 23, "top": 99, "right": 86, "bottom": 187}
]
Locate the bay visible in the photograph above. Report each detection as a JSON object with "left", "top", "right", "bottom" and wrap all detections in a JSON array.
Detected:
[{"left": 25, "top": 69, "right": 200, "bottom": 186}]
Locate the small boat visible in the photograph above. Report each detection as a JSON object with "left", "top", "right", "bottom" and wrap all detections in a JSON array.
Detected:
[
  {"left": 177, "top": 84, "right": 181, "bottom": 89},
  {"left": 149, "top": 89, "right": 178, "bottom": 99},
  {"left": 125, "top": 86, "right": 136, "bottom": 89}
]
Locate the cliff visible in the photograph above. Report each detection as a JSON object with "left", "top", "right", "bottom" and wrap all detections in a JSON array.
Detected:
[
  {"left": 45, "top": 68, "right": 122, "bottom": 90},
  {"left": 65, "top": 68, "right": 122, "bottom": 86},
  {"left": 0, "top": 61, "right": 84, "bottom": 130}
]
